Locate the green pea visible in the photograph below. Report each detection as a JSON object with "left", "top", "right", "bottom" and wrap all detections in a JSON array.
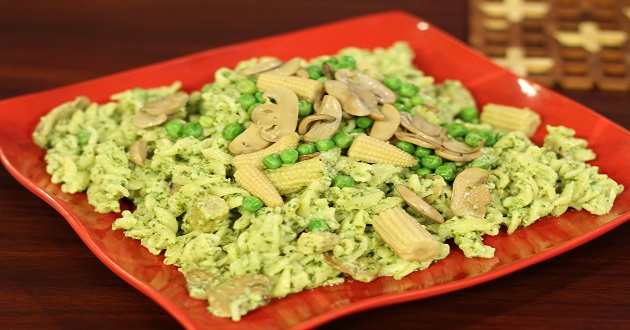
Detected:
[
  {"left": 442, "top": 161, "right": 457, "bottom": 171},
  {"left": 238, "top": 94, "right": 257, "bottom": 110},
  {"left": 296, "top": 143, "right": 317, "bottom": 155},
  {"left": 460, "top": 107, "right": 479, "bottom": 123},
  {"left": 306, "top": 65, "right": 323, "bottom": 80},
  {"left": 308, "top": 218, "right": 328, "bottom": 231},
  {"left": 477, "top": 130, "right": 497, "bottom": 146},
  {"left": 421, "top": 154, "right": 443, "bottom": 169},
  {"left": 242, "top": 196, "right": 263, "bottom": 213},
  {"left": 447, "top": 123, "right": 468, "bottom": 138},
  {"left": 416, "top": 167, "right": 433, "bottom": 176},
  {"left": 317, "top": 76, "right": 329, "bottom": 83},
  {"left": 395, "top": 140, "right": 416, "bottom": 154},
  {"left": 324, "top": 59, "right": 340, "bottom": 72},
  {"left": 414, "top": 146, "right": 432, "bottom": 158},
  {"left": 333, "top": 132, "right": 353, "bottom": 149},
  {"left": 247, "top": 102, "right": 262, "bottom": 116},
  {"left": 235, "top": 79, "right": 257, "bottom": 95},
  {"left": 350, "top": 128, "right": 366, "bottom": 134},
  {"left": 333, "top": 175, "right": 355, "bottom": 188},
  {"left": 183, "top": 122, "right": 203, "bottom": 138},
  {"left": 165, "top": 121, "right": 184, "bottom": 139},
  {"left": 355, "top": 116, "right": 375, "bottom": 128},
  {"left": 383, "top": 77, "right": 402, "bottom": 91},
  {"left": 338, "top": 55, "right": 356, "bottom": 69},
  {"left": 399, "top": 83, "right": 419, "bottom": 97},
  {"left": 399, "top": 96, "right": 413, "bottom": 108},
  {"left": 465, "top": 132, "right": 486, "bottom": 147},
  {"left": 280, "top": 148, "right": 299, "bottom": 164},
  {"left": 76, "top": 129, "right": 90, "bottom": 146},
  {"left": 298, "top": 100, "right": 313, "bottom": 117},
  {"left": 393, "top": 102, "right": 410, "bottom": 113},
  {"left": 470, "top": 156, "right": 491, "bottom": 169},
  {"left": 262, "top": 153, "right": 283, "bottom": 169},
  {"left": 315, "top": 139, "right": 335, "bottom": 152},
  {"left": 254, "top": 91, "right": 265, "bottom": 103},
  {"left": 410, "top": 95, "right": 424, "bottom": 106},
  {"left": 222, "top": 123, "right": 244, "bottom": 141},
  {"left": 434, "top": 164, "right": 455, "bottom": 181},
  {"left": 199, "top": 115, "right": 215, "bottom": 128}
]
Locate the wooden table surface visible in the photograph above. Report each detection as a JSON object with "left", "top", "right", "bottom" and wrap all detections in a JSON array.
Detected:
[{"left": 1, "top": 1, "right": 628, "bottom": 329}]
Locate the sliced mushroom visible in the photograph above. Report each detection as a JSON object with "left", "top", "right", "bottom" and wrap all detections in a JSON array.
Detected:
[
  {"left": 442, "top": 140, "right": 485, "bottom": 154},
  {"left": 250, "top": 87, "right": 299, "bottom": 142},
  {"left": 207, "top": 274, "right": 271, "bottom": 319},
  {"left": 369, "top": 103, "right": 401, "bottom": 141},
  {"left": 323, "top": 253, "right": 380, "bottom": 283},
  {"left": 239, "top": 59, "right": 283, "bottom": 76},
  {"left": 141, "top": 91, "right": 189, "bottom": 116},
  {"left": 334, "top": 69, "right": 396, "bottom": 104},
  {"left": 228, "top": 124, "right": 271, "bottom": 154},
  {"left": 129, "top": 140, "right": 148, "bottom": 166},
  {"left": 394, "top": 185, "right": 444, "bottom": 224},
  {"left": 264, "top": 57, "right": 302, "bottom": 76},
  {"left": 324, "top": 80, "right": 375, "bottom": 117},
  {"left": 301, "top": 95, "right": 343, "bottom": 142},
  {"left": 398, "top": 112, "right": 443, "bottom": 145},
  {"left": 423, "top": 174, "right": 445, "bottom": 204},
  {"left": 395, "top": 131, "right": 441, "bottom": 149},
  {"left": 450, "top": 168, "right": 492, "bottom": 218},
  {"left": 435, "top": 148, "right": 483, "bottom": 162},
  {"left": 132, "top": 111, "right": 168, "bottom": 129},
  {"left": 297, "top": 114, "right": 336, "bottom": 135},
  {"left": 411, "top": 115, "right": 445, "bottom": 137}
]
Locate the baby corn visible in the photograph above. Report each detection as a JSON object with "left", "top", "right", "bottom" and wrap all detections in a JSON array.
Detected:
[
  {"left": 256, "top": 73, "right": 325, "bottom": 103},
  {"left": 264, "top": 156, "right": 325, "bottom": 195},
  {"left": 372, "top": 207, "right": 440, "bottom": 262},
  {"left": 232, "top": 132, "right": 300, "bottom": 170},
  {"left": 480, "top": 103, "right": 541, "bottom": 137},
  {"left": 347, "top": 134, "right": 417, "bottom": 167},
  {"left": 233, "top": 164, "right": 284, "bottom": 208}
]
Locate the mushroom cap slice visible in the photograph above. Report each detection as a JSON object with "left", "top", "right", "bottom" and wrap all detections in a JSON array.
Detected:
[
  {"left": 435, "top": 148, "right": 483, "bottom": 162},
  {"left": 411, "top": 114, "right": 445, "bottom": 137},
  {"left": 334, "top": 69, "right": 396, "bottom": 104},
  {"left": 228, "top": 124, "right": 272, "bottom": 154},
  {"left": 301, "top": 95, "right": 343, "bottom": 142},
  {"left": 450, "top": 168, "right": 492, "bottom": 218},
  {"left": 297, "top": 114, "right": 336, "bottom": 135},
  {"left": 141, "top": 92, "right": 189, "bottom": 116},
  {"left": 369, "top": 103, "right": 401, "bottom": 141},
  {"left": 250, "top": 87, "right": 299, "bottom": 142},
  {"left": 324, "top": 80, "right": 374, "bottom": 117},
  {"left": 239, "top": 59, "right": 283, "bottom": 76},
  {"left": 394, "top": 185, "right": 444, "bottom": 224},
  {"left": 399, "top": 112, "right": 443, "bottom": 145},
  {"left": 129, "top": 140, "right": 148, "bottom": 166},
  {"left": 132, "top": 111, "right": 168, "bottom": 129},
  {"left": 395, "top": 131, "right": 442, "bottom": 149},
  {"left": 442, "top": 140, "right": 485, "bottom": 154},
  {"left": 264, "top": 57, "right": 302, "bottom": 76}
]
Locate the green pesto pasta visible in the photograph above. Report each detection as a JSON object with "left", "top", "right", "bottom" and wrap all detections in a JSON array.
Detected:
[{"left": 33, "top": 42, "right": 623, "bottom": 321}]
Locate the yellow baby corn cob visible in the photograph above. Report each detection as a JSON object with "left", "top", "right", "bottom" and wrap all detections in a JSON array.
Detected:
[
  {"left": 480, "top": 103, "right": 541, "bottom": 137},
  {"left": 347, "top": 134, "right": 417, "bottom": 167},
  {"left": 232, "top": 132, "right": 300, "bottom": 170},
  {"left": 233, "top": 164, "right": 284, "bottom": 208},
  {"left": 256, "top": 73, "right": 325, "bottom": 103},
  {"left": 264, "top": 156, "right": 325, "bottom": 195},
  {"left": 372, "top": 207, "right": 440, "bottom": 262}
]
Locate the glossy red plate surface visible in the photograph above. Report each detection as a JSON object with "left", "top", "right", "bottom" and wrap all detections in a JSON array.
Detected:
[{"left": 1, "top": 11, "right": 629, "bottom": 330}]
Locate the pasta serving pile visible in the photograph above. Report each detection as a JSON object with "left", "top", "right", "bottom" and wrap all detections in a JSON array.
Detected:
[{"left": 32, "top": 42, "right": 623, "bottom": 320}]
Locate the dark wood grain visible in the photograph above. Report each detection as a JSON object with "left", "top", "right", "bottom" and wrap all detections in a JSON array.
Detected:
[{"left": 1, "top": 1, "right": 628, "bottom": 329}]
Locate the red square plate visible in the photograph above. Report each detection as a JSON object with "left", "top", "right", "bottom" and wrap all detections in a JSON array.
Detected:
[{"left": 1, "top": 11, "right": 629, "bottom": 329}]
